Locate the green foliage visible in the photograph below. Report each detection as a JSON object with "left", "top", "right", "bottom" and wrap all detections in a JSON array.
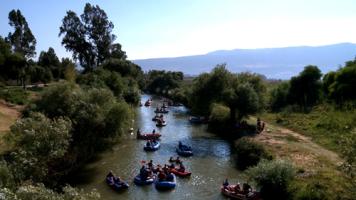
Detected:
[
  {"left": 59, "top": 3, "right": 121, "bottom": 71},
  {"left": 6, "top": 112, "right": 71, "bottom": 183},
  {"left": 340, "top": 130, "right": 356, "bottom": 180},
  {"left": 291, "top": 180, "right": 329, "bottom": 200},
  {"left": 0, "top": 160, "right": 15, "bottom": 189},
  {"left": 270, "top": 82, "right": 290, "bottom": 111},
  {"left": 0, "top": 87, "right": 29, "bottom": 105},
  {"left": 101, "top": 58, "right": 143, "bottom": 79},
  {"left": 247, "top": 159, "right": 295, "bottom": 200},
  {"left": 289, "top": 65, "right": 322, "bottom": 110},
  {"left": 190, "top": 64, "right": 265, "bottom": 124},
  {"left": 31, "top": 83, "right": 133, "bottom": 163},
  {"left": 208, "top": 103, "right": 230, "bottom": 132},
  {"left": 37, "top": 47, "right": 61, "bottom": 80},
  {"left": 7, "top": 9, "right": 36, "bottom": 59},
  {"left": 145, "top": 70, "right": 183, "bottom": 96},
  {"left": 234, "top": 137, "right": 272, "bottom": 170},
  {"left": 0, "top": 183, "right": 100, "bottom": 200},
  {"left": 325, "top": 60, "right": 356, "bottom": 104},
  {"left": 77, "top": 68, "right": 140, "bottom": 104}
]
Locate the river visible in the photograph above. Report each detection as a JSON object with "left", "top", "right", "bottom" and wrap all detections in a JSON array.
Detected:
[{"left": 73, "top": 95, "right": 244, "bottom": 199}]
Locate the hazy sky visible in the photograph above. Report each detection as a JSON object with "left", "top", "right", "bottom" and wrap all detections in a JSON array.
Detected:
[{"left": 1, "top": 0, "right": 356, "bottom": 60}]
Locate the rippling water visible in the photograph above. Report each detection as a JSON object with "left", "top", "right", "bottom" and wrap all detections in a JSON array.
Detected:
[{"left": 73, "top": 95, "right": 244, "bottom": 199}]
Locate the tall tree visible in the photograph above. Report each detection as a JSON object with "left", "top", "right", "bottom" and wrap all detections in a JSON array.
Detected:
[
  {"left": 7, "top": 9, "right": 36, "bottom": 59},
  {"left": 59, "top": 3, "right": 118, "bottom": 71},
  {"left": 289, "top": 65, "right": 322, "bottom": 110},
  {"left": 38, "top": 47, "right": 60, "bottom": 79}
]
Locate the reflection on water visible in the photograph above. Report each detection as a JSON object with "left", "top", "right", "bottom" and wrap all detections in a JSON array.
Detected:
[{"left": 74, "top": 95, "right": 243, "bottom": 199}]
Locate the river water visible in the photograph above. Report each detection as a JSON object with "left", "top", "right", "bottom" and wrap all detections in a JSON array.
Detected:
[{"left": 74, "top": 95, "right": 244, "bottom": 199}]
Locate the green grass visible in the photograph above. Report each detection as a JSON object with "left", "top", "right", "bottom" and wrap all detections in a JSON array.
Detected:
[
  {"left": 262, "top": 104, "right": 356, "bottom": 155},
  {"left": 0, "top": 86, "right": 29, "bottom": 105}
]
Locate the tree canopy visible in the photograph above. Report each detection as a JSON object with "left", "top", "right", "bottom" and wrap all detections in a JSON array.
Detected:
[
  {"left": 59, "top": 3, "right": 124, "bottom": 71},
  {"left": 7, "top": 9, "right": 36, "bottom": 59}
]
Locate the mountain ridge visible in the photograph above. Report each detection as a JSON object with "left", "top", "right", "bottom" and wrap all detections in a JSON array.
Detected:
[{"left": 132, "top": 43, "right": 356, "bottom": 79}]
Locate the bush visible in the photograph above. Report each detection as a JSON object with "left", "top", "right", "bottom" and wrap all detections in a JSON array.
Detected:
[
  {"left": 6, "top": 112, "right": 71, "bottom": 183},
  {"left": 0, "top": 87, "right": 29, "bottom": 105},
  {"left": 31, "top": 83, "right": 133, "bottom": 163},
  {"left": 234, "top": 137, "right": 272, "bottom": 170},
  {"left": 0, "top": 183, "right": 100, "bottom": 200},
  {"left": 291, "top": 181, "right": 328, "bottom": 200},
  {"left": 0, "top": 160, "right": 15, "bottom": 189},
  {"left": 208, "top": 103, "right": 230, "bottom": 133},
  {"left": 247, "top": 159, "right": 295, "bottom": 200}
]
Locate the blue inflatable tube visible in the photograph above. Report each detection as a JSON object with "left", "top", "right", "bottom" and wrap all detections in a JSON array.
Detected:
[
  {"left": 133, "top": 174, "right": 155, "bottom": 185},
  {"left": 155, "top": 174, "right": 176, "bottom": 190},
  {"left": 144, "top": 141, "right": 160, "bottom": 151}
]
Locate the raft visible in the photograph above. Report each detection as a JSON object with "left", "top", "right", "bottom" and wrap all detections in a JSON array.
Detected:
[
  {"left": 156, "top": 121, "right": 167, "bottom": 127},
  {"left": 137, "top": 133, "right": 161, "bottom": 140},
  {"left": 133, "top": 174, "right": 155, "bottom": 185},
  {"left": 106, "top": 177, "right": 129, "bottom": 191},
  {"left": 220, "top": 185, "right": 260, "bottom": 200},
  {"left": 176, "top": 144, "right": 193, "bottom": 157},
  {"left": 189, "top": 116, "right": 207, "bottom": 124},
  {"left": 155, "top": 173, "right": 176, "bottom": 190},
  {"left": 144, "top": 101, "right": 151, "bottom": 106},
  {"left": 169, "top": 168, "right": 191, "bottom": 177},
  {"left": 144, "top": 141, "right": 160, "bottom": 151},
  {"left": 154, "top": 110, "right": 169, "bottom": 114},
  {"left": 152, "top": 116, "right": 160, "bottom": 121}
]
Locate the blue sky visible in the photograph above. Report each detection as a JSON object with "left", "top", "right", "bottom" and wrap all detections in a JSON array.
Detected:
[{"left": 1, "top": 0, "right": 356, "bottom": 60}]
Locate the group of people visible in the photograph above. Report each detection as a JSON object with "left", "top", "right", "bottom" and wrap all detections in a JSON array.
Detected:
[
  {"left": 223, "top": 178, "right": 252, "bottom": 195},
  {"left": 138, "top": 159, "right": 186, "bottom": 181},
  {"left": 106, "top": 171, "right": 124, "bottom": 186},
  {"left": 155, "top": 106, "right": 168, "bottom": 113},
  {"left": 145, "top": 139, "right": 158, "bottom": 147}
]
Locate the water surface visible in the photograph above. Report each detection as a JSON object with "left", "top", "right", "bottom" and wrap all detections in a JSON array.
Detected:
[{"left": 75, "top": 95, "right": 244, "bottom": 199}]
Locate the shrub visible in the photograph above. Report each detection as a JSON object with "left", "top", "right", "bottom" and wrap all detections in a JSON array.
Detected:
[
  {"left": 234, "top": 137, "right": 272, "bottom": 170},
  {"left": 208, "top": 103, "right": 230, "bottom": 133},
  {"left": 291, "top": 180, "right": 328, "bottom": 200},
  {"left": 31, "top": 83, "right": 133, "bottom": 162},
  {"left": 247, "top": 159, "right": 295, "bottom": 200},
  {"left": 0, "top": 87, "right": 29, "bottom": 105},
  {"left": 6, "top": 112, "right": 71, "bottom": 183},
  {"left": 0, "top": 183, "right": 100, "bottom": 200}
]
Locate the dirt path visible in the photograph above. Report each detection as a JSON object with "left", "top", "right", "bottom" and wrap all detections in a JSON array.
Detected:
[
  {"left": 0, "top": 100, "right": 22, "bottom": 152},
  {"left": 249, "top": 117, "right": 343, "bottom": 170}
]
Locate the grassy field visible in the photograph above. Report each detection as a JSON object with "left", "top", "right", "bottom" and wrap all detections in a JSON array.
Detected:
[
  {"left": 248, "top": 106, "right": 356, "bottom": 199},
  {"left": 261, "top": 105, "right": 356, "bottom": 155}
]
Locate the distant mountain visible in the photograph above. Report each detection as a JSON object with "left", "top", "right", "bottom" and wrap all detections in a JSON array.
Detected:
[{"left": 132, "top": 43, "right": 356, "bottom": 79}]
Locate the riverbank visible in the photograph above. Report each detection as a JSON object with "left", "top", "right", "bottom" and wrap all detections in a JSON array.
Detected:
[
  {"left": 247, "top": 114, "right": 355, "bottom": 199},
  {"left": 0, "top": 100, "right": 22, "bottom": 153}
]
